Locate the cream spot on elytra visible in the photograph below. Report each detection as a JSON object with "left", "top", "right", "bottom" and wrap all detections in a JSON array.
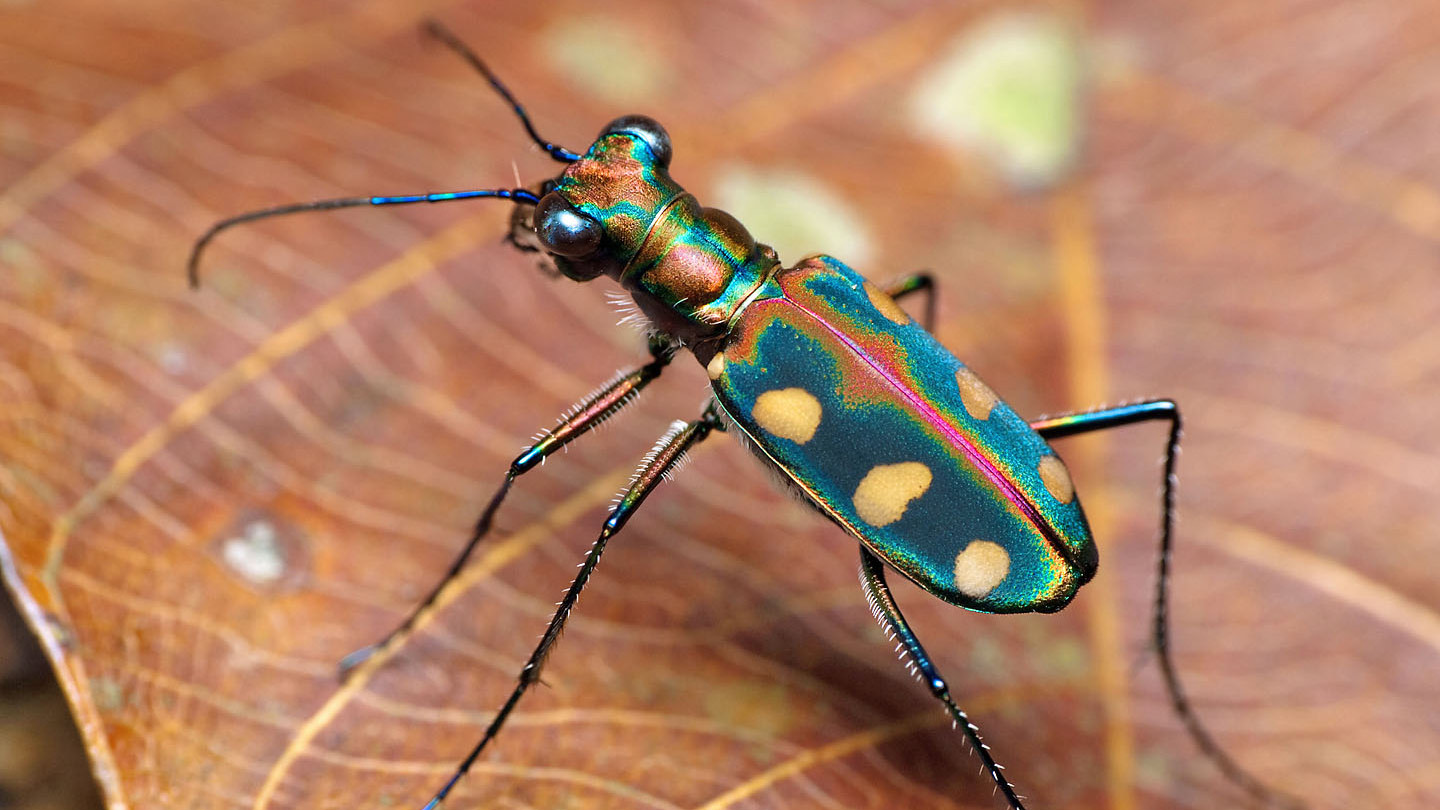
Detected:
[
  {"left": 864, "top": 281, "right": 910, "bottom": 325},
  {"left": 706, "top": 352, "right": 726, "bottom": 380},
  {"left": 752, "top": 388, "right": 822, "bottom": 444},
  {"left": 1037, "top": 454, "right": 1074, "bottom": 504},
  {"left": 955, "top": 366, "right": 999, "bottom": 420},
  {"left": 852, "top": 462, "right": 933, "bottom": 527},
  {"left": 953, "top": 540, "right": 1011, "bottom": 598}
]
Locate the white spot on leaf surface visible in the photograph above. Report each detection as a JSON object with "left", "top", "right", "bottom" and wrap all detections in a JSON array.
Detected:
[{"left": 222, "top": 520, "right": 286, "bottom": 585}]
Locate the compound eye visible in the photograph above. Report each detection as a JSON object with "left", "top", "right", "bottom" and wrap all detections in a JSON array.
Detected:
[
  {"left": 600, "top": 114, "right": 672, "bottom": 168},
  {"left": 534, "top": 193, "right": 602, "bottom": 258}
]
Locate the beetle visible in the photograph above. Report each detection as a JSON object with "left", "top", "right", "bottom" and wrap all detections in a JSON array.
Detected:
[{"left": 188, "top": 22, "right": 1302, "bottom": 810}]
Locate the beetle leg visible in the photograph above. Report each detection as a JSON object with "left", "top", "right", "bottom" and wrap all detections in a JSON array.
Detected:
[
  {"left": 1030, "top": 400, "right": 1304, "bottom": 809},
  {"left": 858, "top": 545, "right": 1028, "bottom": 810},
  {"left": 337, "top": 339, "right": 677, "bottom": 678},
  {"left": 881, "top": 272, "right": 937, "bottom": 330},
  {"left": 420, "top": 408, "right": 722, "bottom": 810}
]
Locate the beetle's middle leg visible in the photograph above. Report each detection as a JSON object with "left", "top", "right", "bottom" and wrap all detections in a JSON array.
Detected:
[
  {"left": 338, "top": 336, "right": 676, "bottom": 677},
  {"left": 857, "top": 546, "right": 1029, "bottom": 810}
]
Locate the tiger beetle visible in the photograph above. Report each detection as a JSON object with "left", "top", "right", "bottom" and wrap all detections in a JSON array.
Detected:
[{"left": 188, "top": 21, "right": 1304, "bottom": 810}]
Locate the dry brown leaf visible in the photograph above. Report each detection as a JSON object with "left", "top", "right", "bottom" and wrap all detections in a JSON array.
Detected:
[{"left": 3, "top": 2, "right": 1439, "bottom": 810}]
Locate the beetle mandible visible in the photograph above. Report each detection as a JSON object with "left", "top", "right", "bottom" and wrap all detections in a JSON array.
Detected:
[{"left": 189, "top": 22, "right": 1303, "bottom": 810}]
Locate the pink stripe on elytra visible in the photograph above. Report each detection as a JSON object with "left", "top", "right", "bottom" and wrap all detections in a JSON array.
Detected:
[{"left": 785, "top": 297, "right": 1054, "bottom": 543}]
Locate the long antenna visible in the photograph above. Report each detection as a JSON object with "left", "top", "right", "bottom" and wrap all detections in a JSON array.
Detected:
[
  {"left": 423, "top": 20, "right": 580, "bottom": 163},
  {"left": 188, "top": 22, "right": 574, "bottom": 287},
  {"left": 186, "top": 187, "right": 540, "bottom": 287}
]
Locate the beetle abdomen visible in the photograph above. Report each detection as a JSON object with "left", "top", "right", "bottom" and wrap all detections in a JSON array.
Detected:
[{"left": 708, "top": 256, "right": 1096, "bottom": 613}]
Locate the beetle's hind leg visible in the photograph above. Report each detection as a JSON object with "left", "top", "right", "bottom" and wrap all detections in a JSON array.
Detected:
[
  {"left": 880, "top": 272, "right": 938, "bottom": 330},
  {"left": 858, "top": 546, "right": 1028, "bottom": 810},
  {"left": 337, "top": 337, "right": 676, "bottom": 678},
  {"left": 1030, "top": 400, "right": 1306, "bottom": 809}
]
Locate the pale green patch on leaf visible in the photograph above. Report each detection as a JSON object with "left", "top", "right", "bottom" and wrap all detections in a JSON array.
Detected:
[
  {"left": 968, "top": 635, "right": 1011, "bottom": 681},
  {"left": 712, "top": 165, "right": 875, "bottom": 267},
  {"left": 702, "top": 680, "right": 794, "bottom": 738},
  {"left": 542, "top": 17, "right": 668, "bottom": 107},
  {"left": 908, "top": 11, "right": 1083, "bottom": 189},
  {"left": 90, "top": 678, "right": 125, "bottom": 712},
  {"left": 1136, "top": 750, "right": 1177, "bottom": 790},
  {"left": 0, "top": 238, "right": 43, "bottom": 298},
  {"left": 1036, "top": 635, "right": 1091, "bottom": 680}
]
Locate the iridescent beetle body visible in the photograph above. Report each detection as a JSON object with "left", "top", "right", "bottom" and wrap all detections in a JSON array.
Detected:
[
  {"left": 189, "top": 25, "right": 1303, "bottom": 810},
  {"left": 545, "top": 118, "right": 1096, "bottom": 615}
]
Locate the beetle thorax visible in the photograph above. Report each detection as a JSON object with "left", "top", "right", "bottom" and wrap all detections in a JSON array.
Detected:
[{"left": 531, "top": 117, "right": 781, "bottom": 344}]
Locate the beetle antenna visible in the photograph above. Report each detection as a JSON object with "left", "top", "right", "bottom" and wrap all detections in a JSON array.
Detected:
[
  {"left": 422, "top": 20, "right": 581, "bottom": 163},
  {"left": 187, "top": 187, "right": 540, "bottom": 288}
]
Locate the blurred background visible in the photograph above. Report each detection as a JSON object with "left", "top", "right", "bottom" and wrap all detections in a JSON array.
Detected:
[{"left": 2, "top": 1, "right": 1439, "bottom": 809}]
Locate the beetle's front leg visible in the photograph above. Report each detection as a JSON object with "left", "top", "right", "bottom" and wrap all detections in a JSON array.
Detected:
[{"left": 338, "top": 337, "right": 677, "bottom": 677}]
